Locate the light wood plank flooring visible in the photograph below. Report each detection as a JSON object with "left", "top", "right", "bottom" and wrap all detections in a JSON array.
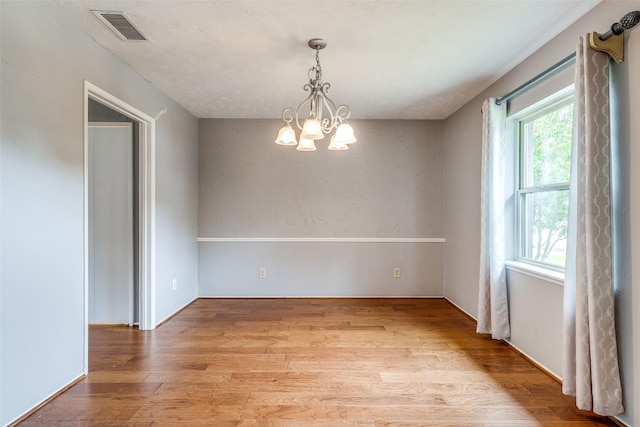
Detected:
[{"left": 20, "top": 298, "right": 617, "bottom": 426}]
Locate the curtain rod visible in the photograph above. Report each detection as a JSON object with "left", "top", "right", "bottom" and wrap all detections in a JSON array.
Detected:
[
  {"left": 495, "top": 53, "right": 575, "bottom": 105},
  {"left": 496, "top": 10, "right": 640, "bottom": 106}
]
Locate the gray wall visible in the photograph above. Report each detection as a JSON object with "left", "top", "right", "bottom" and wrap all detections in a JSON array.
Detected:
[
  {"left": 198, "top": 119, "right": 444, "bottom": 296},
  {"left": 443, "top": 2, "right": 639, "bottom": 425},
  {"left": 0, "top": 1, "right": 199, "bottom": 425}
]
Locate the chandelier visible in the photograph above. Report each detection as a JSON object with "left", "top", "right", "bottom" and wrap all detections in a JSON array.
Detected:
[{"left": 275, "top": 38, "right": 357, "bottom": 151}]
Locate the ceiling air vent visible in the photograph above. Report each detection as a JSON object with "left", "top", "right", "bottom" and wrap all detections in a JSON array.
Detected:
[{"left": 92, "top": 10, "right": 150, "bottom": 42}]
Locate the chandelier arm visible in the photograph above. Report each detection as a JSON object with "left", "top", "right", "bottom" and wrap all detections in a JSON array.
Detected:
[
  {"left": 292, "top": 90, "right": 316, "bottom": 131},
  {"left": 321, "top": 88, "right": 338, "bottom": 112},
  {"left": 282, "top": 108, "right": 295, "bottom": 124},
  {"left": 335, "top": 105, "right": 352, "bottom": 121},
  {"left": 319, "top": 94, "right": 338, "bottom": 133}
]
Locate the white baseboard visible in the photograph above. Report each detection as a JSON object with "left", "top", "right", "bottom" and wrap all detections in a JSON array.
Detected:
[
  {"left": 444, "top": 297, "right": 477, "bottom": 321},
  {"left": 197, "top": 295, "right": 445, "bottom": 299},
  {"left": 155, "top": 296, "right": 198, "bottom": 327},
  {"left": 7, "top": 373, "right": 85, "bottom": 427}
]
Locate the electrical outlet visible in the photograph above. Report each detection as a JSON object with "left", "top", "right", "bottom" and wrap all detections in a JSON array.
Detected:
[
  {"left": 393, "top": 268, "right": 401, "bottom": 278},
  {"left": 172, "top": 279, "right": 177, "bottom": 290},
  {"left": 259, "top": 268, "right": 266, "bottom": 278}
]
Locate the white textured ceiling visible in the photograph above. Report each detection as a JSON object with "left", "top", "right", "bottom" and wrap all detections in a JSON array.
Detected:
[{"left": 59, "top": 0, "right": 600, "bottom": 120}]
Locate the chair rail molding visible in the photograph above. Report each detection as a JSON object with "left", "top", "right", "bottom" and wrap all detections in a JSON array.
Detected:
[{"left": 197, "top": 237, "right": 445, "bottom": 243}]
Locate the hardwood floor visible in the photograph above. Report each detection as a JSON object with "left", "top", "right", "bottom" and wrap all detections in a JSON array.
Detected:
[{"left": 20, "top": 298, "right": 617, "bottom": 426}]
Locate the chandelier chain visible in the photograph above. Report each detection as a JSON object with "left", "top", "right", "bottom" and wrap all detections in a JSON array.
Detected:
[{"left": 315, "top": 47, "right": 322, "bottom": 81}]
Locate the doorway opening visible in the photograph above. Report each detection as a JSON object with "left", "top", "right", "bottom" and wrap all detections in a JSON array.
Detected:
[
  {"left": 83, "top": 81, "right": 156, "bottom": 372},
  {"left": 88, "top": 118, "right": 136, "bottom": 326}
]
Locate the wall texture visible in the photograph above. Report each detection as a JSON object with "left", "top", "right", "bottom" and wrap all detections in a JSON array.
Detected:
[
  {"left": 443, "top": 2, "right": 639, "bottom": 425},
  {"left": 0, "top": 2, "right": 199, "bottom": 424},
  {"left": 199, "top": 119, "right": 443, "bottom": 238},
  {"left": 198, "top": 119, "right": 444, "bottom": 297}
]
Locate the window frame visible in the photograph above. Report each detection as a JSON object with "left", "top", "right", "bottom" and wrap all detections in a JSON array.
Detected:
[{"left": 510, "top": 85, "right": 574, "bottom": 272}]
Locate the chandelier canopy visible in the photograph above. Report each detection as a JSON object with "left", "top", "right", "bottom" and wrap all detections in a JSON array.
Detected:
[{"left": 275, "top": 39, "right": 356, "bottom": 151}]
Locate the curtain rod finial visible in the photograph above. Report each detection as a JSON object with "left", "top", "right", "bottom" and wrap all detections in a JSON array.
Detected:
[{"left": 589, "top": 32, "right": 624, "bottom": 63}]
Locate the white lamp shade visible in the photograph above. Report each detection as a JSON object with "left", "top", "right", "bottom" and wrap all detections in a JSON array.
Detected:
[
  {"left": 334, "top": 122, "right": 357, "bottom": 144},
  {"left": 296, "top": 138, "right": 317, "bottom": 151},
  {"left": 275, "top": 124, "right": 297, "bottom": 146},
  {"left": 300, "top": 118, "right": 324, "bottom": 140},
  {"left": 328, "top": 135, "right": 348, "bottom": 150}
]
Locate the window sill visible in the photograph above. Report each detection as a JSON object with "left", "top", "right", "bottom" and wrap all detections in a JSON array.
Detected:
[{"left": 505, "top": 260, "right": 564, "bottom": 287}]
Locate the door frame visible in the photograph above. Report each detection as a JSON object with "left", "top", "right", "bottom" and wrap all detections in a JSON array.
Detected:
[{"left": 83, "top": 81, "right": 156, "bottom": 371}]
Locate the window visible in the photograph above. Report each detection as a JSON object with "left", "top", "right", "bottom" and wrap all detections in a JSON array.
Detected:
[{"left": 514, "top": 87, "right": 573, "bottom": 270}]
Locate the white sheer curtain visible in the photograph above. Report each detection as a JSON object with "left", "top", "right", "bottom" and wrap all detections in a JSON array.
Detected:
[
  {"left": 477, "top": 98, "right": 510, "bottom": 340},
  {"left": 562, "top": 36, "right": 624, "bottom": 416}
]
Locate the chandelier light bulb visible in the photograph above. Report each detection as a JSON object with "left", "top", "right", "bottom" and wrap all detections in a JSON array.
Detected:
[
  {"left": 300, "top": 118, "right": 324, "bottom": 140},
  {"left": 275, "top": 124, "right": 298, "bottom": 146},
  {"left": 334, "top": 122, "right": 357, "bottom": 144},
  {"left": 296, "top": 138, "right": 317, "bottom": 152},
  {"left": 328, "top": 135, "right": 349, "bottom": 150}
]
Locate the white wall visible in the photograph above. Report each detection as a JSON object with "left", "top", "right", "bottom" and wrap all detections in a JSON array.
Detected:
[
  {"left": 443, "top": 1, "right": 639, "bottom": 425},
  {"left": 505, "top": 270, "right": 564, "bottom": 375},
  {"left": 0, "top": 1, "right": 199, "bottom": 425},
  {"left": 624, "top": 7, "right": 640, "bottom": 427},
  {"left": 198, "top": 119, "right": 444, "bottom": 297}
]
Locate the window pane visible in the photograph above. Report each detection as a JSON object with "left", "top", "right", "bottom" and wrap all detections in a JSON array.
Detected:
[
  {"left": 522, "top": 103, "right": 573, "bottom": 187},
  {"left": 520, "top": 189, "right": 569, "bottom": 268}
]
